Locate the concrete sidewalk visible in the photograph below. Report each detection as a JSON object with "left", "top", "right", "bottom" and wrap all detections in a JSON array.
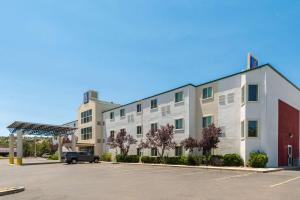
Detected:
[{"left": 101, "top": 161, "right": 283, "bottom": 173}]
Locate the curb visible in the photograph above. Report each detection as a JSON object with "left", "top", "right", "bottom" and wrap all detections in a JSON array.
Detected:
[
  {"left": 0, "top": 186, "right": 25, "bottom": 196},
  {"left": 101, "top": 161, "right": 282, "bottom": 173}
]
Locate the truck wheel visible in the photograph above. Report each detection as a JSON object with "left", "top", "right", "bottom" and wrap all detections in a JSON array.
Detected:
[
  {"left": 72, "top": 159, "right": 77, "bottom": 164},
  {"left": 94, "top": 158, "right": 99, "bottom": 163}
]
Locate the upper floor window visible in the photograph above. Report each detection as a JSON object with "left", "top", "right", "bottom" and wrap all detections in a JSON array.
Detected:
[
  {"left": 137, "top": 104, "right": 142, "bottom": 113},
  {"left": 81, "top": 109, "right": 92, "bottom": 124},
  {"left": 202, "top": 116, "right": 213, "bottom": 129},
  {"left": 151, "top": 99, "right": 158, "bottom": 109},
  {"left": 120, "top": 109, "right": 125, "bottom": 117},
  {"left": 175, "top": 119, "right": 184, "bottom": 130},
  {"left": 248, "top": 120, "right": 258, "bottom": 137},
  {"left": 137, "top": 125, "right": 142, "bottom": 135},
  {"left": 110, "top": 112, "right": 114, "bottom": 120},
  {"left": 175, "top": 91, "right": 183, "bottom": 103},
  {"left": 202, "top": 87, "right": 213, "bottom": 99},
  {"left": 248, "top": 84, "right": 259, "bottom": 102}
]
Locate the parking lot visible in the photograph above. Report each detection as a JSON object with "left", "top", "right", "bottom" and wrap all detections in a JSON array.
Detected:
[{"left": 1, "top": 159, "right": 300, "bottom": 200}]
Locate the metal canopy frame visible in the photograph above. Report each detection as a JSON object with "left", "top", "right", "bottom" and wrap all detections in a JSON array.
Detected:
[{"left": 7, "top": 121, "right": 77, "bottom": 136}]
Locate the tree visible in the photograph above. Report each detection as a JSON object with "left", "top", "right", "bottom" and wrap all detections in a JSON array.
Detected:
[
  {"left": 199, "top": 124, "right": 222, "bottom": 156},
  {"left": 107, "top": 130, "right": 137, "bottom": 156},
  {"left": 139, "top": 124, "right": 176, "bottom": 159},
  {"left": 180, "top": 137, "right": 199, "bottom": 153}
]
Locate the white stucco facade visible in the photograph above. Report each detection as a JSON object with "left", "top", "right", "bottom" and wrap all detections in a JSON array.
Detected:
[{"left": 73, "top": 64, "right": 300, "bottom": 167}]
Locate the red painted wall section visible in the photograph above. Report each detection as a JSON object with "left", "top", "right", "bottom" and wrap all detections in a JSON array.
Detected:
[{"left": 278, "top": 100, "right": 300, "bottom": 166}]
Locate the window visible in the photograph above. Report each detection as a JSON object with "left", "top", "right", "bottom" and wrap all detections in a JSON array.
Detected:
[
  {"left": 248, "top": 84, "right": 259, "bottom": 102},
  {"left": 241, "top": 86, "right": 245, "bottom": 104},
  {"left": 175, "top": 119, "right": 184, "bottom": 130},
  {"left": 202, "top": 116, "right": 213, "bottom": 129},
  {"left": 248, "top": 120, "right": 258, "bottom": 137},
  {"left": 227, "top": 93, "right": 235, "bottom": 104},
  {"left": 151, "top": 123, "right": 158, "bottom": 132},
  {"left": 120, "top": 128, "right": 126, "bottom": 133},
  {"left": 120, "top": 109, "right": 125, "bottom": 117},
  {"left": 110, "top": 130, "right": 115, "bottom": 138},
  {"left": 219, "top": 95, "right": 226, "bottom": 106},
  {"left": 81, "top": 109, "right": 92, "bottom": 124},
  {"left": 110, "top": 112, "right": 114, "bottom": 120},
  {"left": 137, "top": 125, "right": 142, "bottom": 135},
  {"left": 241, "top": 121, "right": 245, "bottom": 138},
  {"left": 175, "top": 146, "right": 183, "bottom": 157},
  {"left": 81, "top": 127, "right": 92, "bottom": 140},
  {"left": 175, "top": 91, "right": 183, "bottom": 103},
  {"left": 220, "top": 126, "right": 226, "bottom": 137},
  {"left": 137, "top": 148, "right": 141, "bottom": 156},
  {"left": 151, "top": 99, "right": 158, "bottom": 109},
  {"left": 137, "top": 104, "right": 142, "bottom": 113},
  {"left": 151, "top": 148, "right": 157, "bottom": 157},
  {"left": 202, "top": 87, "right": 213, "bottom": 99}
]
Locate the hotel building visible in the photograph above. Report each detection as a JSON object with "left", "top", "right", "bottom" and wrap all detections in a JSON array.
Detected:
[{"left": 73, "top": 63, "right": 300, "bottom": 167}]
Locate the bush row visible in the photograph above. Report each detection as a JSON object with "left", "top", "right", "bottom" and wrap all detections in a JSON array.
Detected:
[
  {"left": 116, "top": 155, "right": 140, "bottom": 163},
  {"left": 102, "top": 151, "right": 268, "bottom": 168}
]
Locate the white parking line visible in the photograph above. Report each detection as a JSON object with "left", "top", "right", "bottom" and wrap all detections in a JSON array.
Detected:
[
  {"left": 215, "top": 172, "right": 255, "bottom": 181},
  {"left": 270, "top": 176, "right": 300, "bottom": 188}
]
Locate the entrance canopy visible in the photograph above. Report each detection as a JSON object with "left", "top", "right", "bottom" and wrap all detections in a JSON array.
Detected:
[{"left": 7, "top": 121, "right": 77, "bottom": 136}]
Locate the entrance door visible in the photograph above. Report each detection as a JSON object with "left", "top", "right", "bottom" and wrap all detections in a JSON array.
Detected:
[{"left": 288, "top": 145, "right": 293, "bottom": 166}]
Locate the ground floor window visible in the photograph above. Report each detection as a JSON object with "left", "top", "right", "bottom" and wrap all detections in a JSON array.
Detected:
[
  {"left": 151, "top": 148, "right": 157, "bottom": 157},
  {"left": 248, "top": 120, "right": 258, "bottom": 137},
  {"left": 137, "top": 148, "right": 141, "bottom": 156},
  {"left": 175, "top": 146, "right": 183, "bottom": 157}
]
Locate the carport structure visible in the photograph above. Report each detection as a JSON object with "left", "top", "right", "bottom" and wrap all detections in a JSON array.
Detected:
[{"left": 7, "top": 121, "right": 77, "bottom": 165}]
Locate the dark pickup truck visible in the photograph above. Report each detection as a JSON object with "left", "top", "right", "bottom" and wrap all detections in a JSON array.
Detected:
[{"left": 62, "top": 152, "right": 100, "bottom": 164}]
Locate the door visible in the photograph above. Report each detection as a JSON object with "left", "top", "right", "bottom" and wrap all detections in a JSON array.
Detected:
[{"left": 288, "top": 145, "right": 293, "bottom": 166}]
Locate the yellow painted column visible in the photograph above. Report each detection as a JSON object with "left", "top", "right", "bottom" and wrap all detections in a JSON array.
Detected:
[
  {"left": 58, "top": 135, "right": 62, "bottom": 162},
  {"left": 16, "top": 132, "right": 23, "bottom": 165},
  {"left": 9, "top": 134, "right": 14, "bottom": 164}
]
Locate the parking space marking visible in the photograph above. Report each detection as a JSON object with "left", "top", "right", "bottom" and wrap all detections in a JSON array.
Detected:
[
  {"left": 270, "top": 176, "right": 300, "bottom": 188},
  {"left": 214, "top": 172, "right": 255, "bottom": 181}
]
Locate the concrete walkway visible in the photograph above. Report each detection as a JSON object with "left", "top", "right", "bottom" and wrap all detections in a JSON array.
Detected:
[{"left": 102, "top": 161, "right": 283, "bottom": 173}]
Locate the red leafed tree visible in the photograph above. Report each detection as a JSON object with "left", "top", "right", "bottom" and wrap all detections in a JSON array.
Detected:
[
  {"left": 139, "top": 124, "right": 176, "bottom": 158},
  {"left": 107, "top": 130, "right": 137, "bottom": 156},
  {"left": 180, "top": 137, "right": 199, "bottom": 153},
  {"left": 200, "top": 124, "right": 222, "bottom": 156}
]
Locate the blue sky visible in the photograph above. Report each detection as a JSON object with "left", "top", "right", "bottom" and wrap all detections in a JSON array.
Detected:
[{"left": 0, "top": 1, "right": 300, "bottom": 135}]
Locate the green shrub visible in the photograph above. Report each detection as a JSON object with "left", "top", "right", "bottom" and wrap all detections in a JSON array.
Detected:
[
  {"left": 101, "top": 152, "right": 112, "bottom": 162},
  {"left": 187, "top": 155, "right": 205, "bottom": 166},
  {"left": 207, "top": 155, "right": 224, "bottom": 166},
  {"left": 141, "top": 156, "right": 162, "bottom": 164},
  {"left": 223, "top": 154, "right": 244, "bottom": 166},
  {"left": 163, "top": 156, "right": 188, "bottom": 165},
  {"left": 48, "top": 154, "right": 59, "bottom": 160},
  {"left": 248, "top": 151, "right": 268, "bottom": 168},
  {"left": 116, "top": 155, "right": 140, "bottom": 163}
]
